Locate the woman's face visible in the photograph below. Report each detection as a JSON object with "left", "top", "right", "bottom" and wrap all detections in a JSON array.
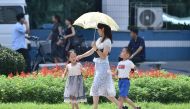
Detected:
[
  {"left": 97, "top": 28, "right": 104, "bottom": 37},
  {"left": 65, "top": 20, "right": 71, "bottom": 26}
]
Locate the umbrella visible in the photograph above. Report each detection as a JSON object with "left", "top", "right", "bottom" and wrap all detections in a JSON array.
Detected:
[{"left": 73, "top": 12, "right": 119, "bottom": 40}]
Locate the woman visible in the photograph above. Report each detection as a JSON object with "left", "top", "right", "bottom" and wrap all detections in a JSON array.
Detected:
[
  {"left": 57, "top": 18, "right": 76, "bottom": 61},
  {"left": 77, "top": 23, "right": 119, "bottom": 109},
  {"left": 48, "top": 15, "right": 63, "bottom": 63}
]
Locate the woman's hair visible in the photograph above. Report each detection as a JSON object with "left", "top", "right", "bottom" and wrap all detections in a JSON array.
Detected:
[
  {"left": 65, "top": 18, "right": 73, "bottom": 25},
  {"left": 97, "top": 23, "right": 113, "bottom": 43},
  {"left": 53, "top": 15, "right": 61, "bottom": 23}
]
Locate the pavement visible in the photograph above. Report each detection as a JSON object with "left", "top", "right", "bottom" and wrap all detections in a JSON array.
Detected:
[
  {"left": 110, "top": 61, "right": 190, "bottom": 75},
  {"left": 136, "top": 61, "right": 190, "bottom": 75}
]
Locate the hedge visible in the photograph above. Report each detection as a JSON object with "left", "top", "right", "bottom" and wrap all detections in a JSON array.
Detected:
[
  {"left": 0, "top": 75, "right": 190, "bottom": 103},
  {"left": 0, "top": 46, "right": 25, "bottom": 75}
]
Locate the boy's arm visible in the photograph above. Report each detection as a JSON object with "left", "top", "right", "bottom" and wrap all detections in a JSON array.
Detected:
[{"left": 130, "top": 63, "right": 139, "bottom": 75}]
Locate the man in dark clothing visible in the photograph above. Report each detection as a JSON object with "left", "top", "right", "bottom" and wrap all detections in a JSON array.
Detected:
[
  {"left": 128, "top": 27, "right": 145, "bottom": 63},
  {"left": 118, "top": 27, "right": 146, "bottom": 63}
]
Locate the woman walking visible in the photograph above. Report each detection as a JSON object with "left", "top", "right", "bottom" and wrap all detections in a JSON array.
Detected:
[
  {"left": 47, "top": 15, "right": 63, "bottom": 63},
  {"left": 77, "top": 23, "right": 119, "bottom": 109}
]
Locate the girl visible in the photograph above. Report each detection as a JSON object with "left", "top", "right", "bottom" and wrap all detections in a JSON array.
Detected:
[
  {"left": 62, "top": 50, "right": 86, "bottom": 109},
  {"left": 77, "top": 23, "right": 119, "bottom": 109}
]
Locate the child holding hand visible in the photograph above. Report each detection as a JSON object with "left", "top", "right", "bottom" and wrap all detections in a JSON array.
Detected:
[{"left": 62, "top": 50, "right": 86, "bottom": 109}]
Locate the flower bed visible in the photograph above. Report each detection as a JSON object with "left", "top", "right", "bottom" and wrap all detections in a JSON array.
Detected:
[{"left": 1, "top": 62, "right": 190, "bottom": 103}]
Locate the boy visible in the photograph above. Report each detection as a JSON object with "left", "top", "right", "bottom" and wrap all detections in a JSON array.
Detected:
[{"left": 116, "top": 47, "right": 141, "bottom": 109}]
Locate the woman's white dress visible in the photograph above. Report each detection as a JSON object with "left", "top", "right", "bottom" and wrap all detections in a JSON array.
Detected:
[{"left": 90, "top": 37, "right": 116, "bottom": 97}]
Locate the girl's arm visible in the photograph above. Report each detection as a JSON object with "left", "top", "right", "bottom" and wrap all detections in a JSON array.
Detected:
[
  {"left": 62, "top": 66, "right": 68, "bottom": 78},
  {"left": 64, "top": 27, "right": 76, "bottom": 39},
  {"left": 80, "top": 63, "right": 86, "bottom": 75}
]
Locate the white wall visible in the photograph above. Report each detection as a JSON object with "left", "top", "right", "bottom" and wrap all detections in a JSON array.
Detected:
[{"left": 102, "top": 0, "right": 129, "bottom": 31}]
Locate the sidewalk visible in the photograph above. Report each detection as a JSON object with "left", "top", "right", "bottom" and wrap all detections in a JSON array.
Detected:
[
  {"left": 162, "top": 61, "right": 190, "bottom": 75},
  {"left": 137, "top": 61, "right": 190, "bottom": 75}
]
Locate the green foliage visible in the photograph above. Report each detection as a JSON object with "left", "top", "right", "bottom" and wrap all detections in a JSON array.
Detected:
[
  {"left": 166, "top": 22, "right": 190, "bottom": 30},
  {"left": 129, "top": 76, "right": 190, "bottom": 102},
  {"left": 0, "top": 47, "right": 25, "bottom": 76},
  {"left": 1, "top": 102, "right": 190, "bottom": 109},
  {"left": 0, "top": 75, "right": 190, "bottom": 103}
]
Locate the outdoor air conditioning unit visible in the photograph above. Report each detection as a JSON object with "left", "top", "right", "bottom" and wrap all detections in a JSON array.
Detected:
[{"left": 137, "top": 7, "right": 163, "bottom": 29}]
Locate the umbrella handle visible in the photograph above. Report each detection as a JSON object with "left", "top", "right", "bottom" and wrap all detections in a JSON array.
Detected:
[{"left": 93, "top": 29, "right": 96, "bottom": 41}]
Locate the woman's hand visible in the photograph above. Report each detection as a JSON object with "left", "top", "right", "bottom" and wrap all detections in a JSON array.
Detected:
[
  {"left": 64, "top": 36, "right": 68, "bottom": 39},
  {"left": 56, "top": 39, "right": 63, "bottom": 46},
  {"left": 76, "top": 55, "right": 83, "bottom": 61}
]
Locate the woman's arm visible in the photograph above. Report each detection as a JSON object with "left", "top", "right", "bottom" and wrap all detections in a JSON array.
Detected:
[
  {"left": 92, "top": 39, "right": 111, "bottom": 59},
  {"left": 112, "top": 69, "right": 118, "bottom": 79},
  {"left": 95, "top": 46, "right": 110, "bottom": 59},
  {"left": 58, "top": 26, "right": 63, "bottom": 35},
  {"left": 77, "top": 48, "right": 94, "bottom": 60},
  {"left": 64, "top": 27, "right": 76, "bottom": 39}
]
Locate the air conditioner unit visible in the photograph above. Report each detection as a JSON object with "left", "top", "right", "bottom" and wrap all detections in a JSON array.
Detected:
[{"left": 137, "top": 7, "right": 163, "bottom": 29}]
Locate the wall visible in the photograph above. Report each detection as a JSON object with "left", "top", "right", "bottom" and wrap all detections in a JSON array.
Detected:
[
  {"left": 31, "top": 29, "right": 190, "bottom": 61},
  {"left": 79, "top": 30, "right": 190, "bottom": 61},
  {"left": 102, "top": 0, "right": 129, "bottom": 31}
]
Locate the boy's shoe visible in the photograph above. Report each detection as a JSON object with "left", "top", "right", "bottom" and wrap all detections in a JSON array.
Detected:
[
  {"left": 136, "top": 107, "right": 141, "bottom": 109},
  {"left": 122, "top": 106, "right": 128, "bottom": 109}
]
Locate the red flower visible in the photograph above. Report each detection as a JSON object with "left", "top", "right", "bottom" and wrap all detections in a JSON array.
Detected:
[
  {"left": 8, "top": 73, "right": 13, "bottom": 78},
  {"left": 20, "top": 71, "right": 26, "bottom": 78}
]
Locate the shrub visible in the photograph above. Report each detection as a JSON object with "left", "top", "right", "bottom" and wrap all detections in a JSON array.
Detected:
[
  {"left": 0, "top": 74, "right": 190, "bottom": 103},
  {"left": 0, "top": 46, "right": 25, "bottom": 76}
]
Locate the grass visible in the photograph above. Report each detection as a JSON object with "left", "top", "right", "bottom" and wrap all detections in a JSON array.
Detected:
[{"left": 0, "top": 102, "right": 190, "bottom": 109}]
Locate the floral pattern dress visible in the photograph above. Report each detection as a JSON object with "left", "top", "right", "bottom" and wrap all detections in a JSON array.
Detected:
[{"left": 90, "top": 37, "right": 116, "bottom": 97}]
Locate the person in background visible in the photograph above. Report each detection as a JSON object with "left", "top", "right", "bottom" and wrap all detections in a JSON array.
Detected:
[
  {"left": 115, "top": 47, "right": 141, "bottom": 109},
  {"left": 57, "top": 18, "right": 76, "bottom": 61},
  {"left": 128, "top": 27, "right": 145, "bottom": 64},
  {"left": 12, "top": 13, "right": 31, "bottom": 72},
  {"left": 64, "top": 18, "right": 76, "bottom": 50},
  {"left": 48, "top": 15, "right": 63, "bottom": 63}
]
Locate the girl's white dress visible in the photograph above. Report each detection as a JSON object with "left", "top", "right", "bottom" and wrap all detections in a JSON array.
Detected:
[
  {"left": 64, "top": 62, "right": 87, "bottom": 103},
  {"left": 90, "top": 37, "right": 116, "bottom": 97}
]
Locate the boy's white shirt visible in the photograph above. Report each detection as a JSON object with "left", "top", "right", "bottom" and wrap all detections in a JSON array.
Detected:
[{"left": 117, "top": 60, "right": 135, "bottom": 78}]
